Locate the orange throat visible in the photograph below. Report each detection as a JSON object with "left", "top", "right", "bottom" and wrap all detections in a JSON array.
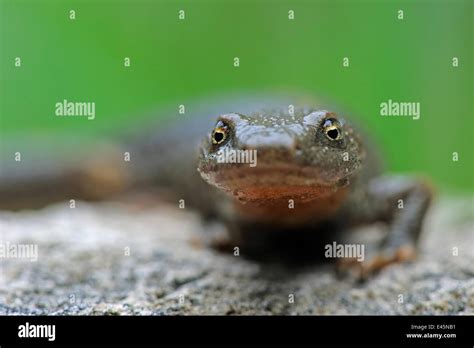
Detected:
[{"left": 231, "top": 185, "right": 349, "bottom": 226}]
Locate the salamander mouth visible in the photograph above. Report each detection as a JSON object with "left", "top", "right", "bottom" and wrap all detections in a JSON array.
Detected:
[{"left": 198, "top": 162, "right": 348, "bottom": 201}]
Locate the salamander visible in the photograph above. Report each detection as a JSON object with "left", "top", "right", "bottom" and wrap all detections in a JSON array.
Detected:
[{"left": 0, "top": 94, "right": 433, "bottom": 277}]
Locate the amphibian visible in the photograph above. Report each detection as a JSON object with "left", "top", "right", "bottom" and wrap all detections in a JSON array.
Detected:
[
  {"left": 196, "top": 105, "right": 433, "bottom": 276},
  {"left": 0, "top": 95, "right": 433, "bottom": 277}
]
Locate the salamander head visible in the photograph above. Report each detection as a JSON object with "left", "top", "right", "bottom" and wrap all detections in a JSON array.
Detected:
[{"left": 198, "top": 108, "right": 365, "bottom": 203}]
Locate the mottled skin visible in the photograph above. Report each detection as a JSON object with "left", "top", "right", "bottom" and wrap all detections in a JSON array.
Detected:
[
  {"left": 0, "top": 95, "right": 433, "bottom": 277},
  {"left": 197, "top": 107, "right": 433, "bottom": 276}
]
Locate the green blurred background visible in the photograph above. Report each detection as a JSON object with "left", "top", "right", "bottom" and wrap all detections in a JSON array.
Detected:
[{"left": 1, "top": 0, "right": 472, "bottom": 191}]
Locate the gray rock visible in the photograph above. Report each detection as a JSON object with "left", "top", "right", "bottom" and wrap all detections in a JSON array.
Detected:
[{"left": 0, "top": 197, "right": 472, "bottom": 315}]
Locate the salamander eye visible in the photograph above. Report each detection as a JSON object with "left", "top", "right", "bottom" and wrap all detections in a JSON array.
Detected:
[
  {"left": 211, "top": 120, "right": 230, "bottom": 145},
  {"left": 322, "top": 118, "right": 342, "bottom": 141}
]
